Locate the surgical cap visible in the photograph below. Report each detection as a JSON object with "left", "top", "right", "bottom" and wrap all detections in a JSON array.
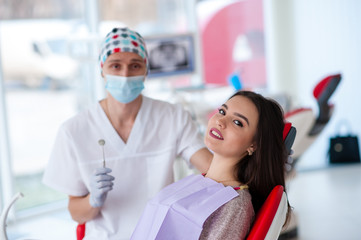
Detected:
[{"left": 99, "top": 27, "right": 148, "bottom": 69}]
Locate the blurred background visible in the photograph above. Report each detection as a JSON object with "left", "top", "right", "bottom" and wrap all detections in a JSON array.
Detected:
[{"left": 0, "top": 0, "right": 360, "bottom": 239}]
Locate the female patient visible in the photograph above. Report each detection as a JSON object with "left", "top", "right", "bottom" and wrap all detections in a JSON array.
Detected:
[{"left": 131, "top": 90, "right": 291, "bottom": 240}]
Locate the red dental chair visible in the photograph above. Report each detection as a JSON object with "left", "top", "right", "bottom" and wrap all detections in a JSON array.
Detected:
[
  {"left": 279, "top": 74, "right": 341, "bottom": 239},
  {"left": 284, "top": 73, "right": 341, "bottom": 171},
  {"left": 246, "top": 185, "right": 287, "bottom": 240},
  {"left": 76, "top": 122, "right": 296, "bottom": 240},
  {"left": 76, "top": 189, "right": 288, "bottom": 240},
  {"left": 246, "top": 122, "right": 295, "bottom": 240},
  {"left": 77, "top": 223, "right": 85, "bottom": 240}
]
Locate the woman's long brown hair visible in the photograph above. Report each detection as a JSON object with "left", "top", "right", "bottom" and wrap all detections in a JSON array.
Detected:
[{"left": 230, "top": 91, "right": 291, "bottom": 225}]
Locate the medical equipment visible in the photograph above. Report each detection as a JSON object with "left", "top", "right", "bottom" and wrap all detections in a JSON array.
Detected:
[
  {"left": 285, "top": 73, "right": 341, "bottom": 168},
  {"left": 279, "top": 73, "right": 341, "bottom": 240},
  {"left": 98, "top": 139, "right": 106, "bottom": 168},
  {"left": 1, "top": 192, "right": 24, "bottom": 240}
]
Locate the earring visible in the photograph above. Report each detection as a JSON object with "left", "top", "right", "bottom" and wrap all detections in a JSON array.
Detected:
[{"left": 247, "top": 149, "right": 253, "bottom": 156}]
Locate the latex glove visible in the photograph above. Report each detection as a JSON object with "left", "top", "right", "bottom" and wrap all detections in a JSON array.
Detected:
[{"left": 89, "top": 167, "right": 114, "bottom": 208}]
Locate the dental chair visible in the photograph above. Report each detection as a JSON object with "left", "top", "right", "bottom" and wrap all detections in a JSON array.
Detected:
[
  {"left": 246, "top": 185, "right": 287, "bottom": 240},
  {"left": 284, "top": 73, "right": 341, "bottom": 171},
  {"left": 246, "top": 122, "right": 295, "bottom": 240},
  {"left": 279, "top": 74, "right": 341, "bottom": 239},
  {"left": 76, "top": 122, "right": 296, "bottom": 240},
  {"left": 77, "top": 223, "right": 85, "bottom": 240},
  {"left": 76, "top": 189, "right": 287, "bottom": 240}
]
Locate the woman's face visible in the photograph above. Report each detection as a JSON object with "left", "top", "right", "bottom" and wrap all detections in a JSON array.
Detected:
[
  {"left": 205, "top": 95, "right": 259, "bottom": 160},
  {"left": 102, "top": 52, "right": 147, "bottom": 77}
]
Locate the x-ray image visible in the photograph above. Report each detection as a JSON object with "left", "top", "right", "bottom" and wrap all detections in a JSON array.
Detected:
[{"left": 146, "top": 34, "right": 194, "bottom": 77}]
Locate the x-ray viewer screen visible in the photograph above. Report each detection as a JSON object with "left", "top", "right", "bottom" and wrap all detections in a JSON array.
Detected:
[{"left": 145, "top": 34, "right": 195, "bottom": 78}]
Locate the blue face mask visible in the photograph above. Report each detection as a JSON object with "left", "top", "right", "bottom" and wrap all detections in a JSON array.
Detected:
[{"left": 105, "top": 74, "right": 145, "bottom": 103}]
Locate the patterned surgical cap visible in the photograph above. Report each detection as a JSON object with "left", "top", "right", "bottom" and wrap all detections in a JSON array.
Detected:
[{"left": 99, "top": 27, "right": 148, "bottom": 69}]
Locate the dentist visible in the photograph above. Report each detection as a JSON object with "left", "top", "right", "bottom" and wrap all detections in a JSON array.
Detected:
[{"left": 43, "top": 27, "right": 212, "bottom": 239}]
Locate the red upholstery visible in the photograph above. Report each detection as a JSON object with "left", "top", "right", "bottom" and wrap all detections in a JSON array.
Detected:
[
  {"left": 284, "top": 107, "right": 312, "bottom": 119},
  {"left": 283, "top": 122, "right": 292, "bottom": 141},
  {"left": 313, "top": 73, "right": 341, "bottom": 100},
  {"left": 77, "top": 223, "right": 85, "bottom": 240},
  {"left": 246, "top": 185, "right": 285, "bottom": 240}
]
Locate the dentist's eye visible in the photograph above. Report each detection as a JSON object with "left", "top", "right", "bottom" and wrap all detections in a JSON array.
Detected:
[
  {"left": 218, "top": 108, "right": 226, "bottom": 115},
  {"left": 112, "top": 64, "right": 120, "bottom": 69},
  {"left": 234, "top": 120, "right": 244, "bottom": 127},
  {"left": 131, "top": 63, "right": 141, "bottom": 69}
]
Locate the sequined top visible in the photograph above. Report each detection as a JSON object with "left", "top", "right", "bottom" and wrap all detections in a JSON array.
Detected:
[{"left": 199, "top": 187, "right": 255, "bottom": 240}]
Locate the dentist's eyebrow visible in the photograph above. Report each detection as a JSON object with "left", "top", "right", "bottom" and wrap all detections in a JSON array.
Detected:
[
  {"left": 222, "top": 104, "right": 249, "bottom": 126},
  {"left": 107, "top": 58, "right": 143, "bottom": 63}
]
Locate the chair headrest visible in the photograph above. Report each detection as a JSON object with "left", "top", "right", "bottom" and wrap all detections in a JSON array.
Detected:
[
  {"left": 313, "top": 73, "right": 341, "bottom": 100},
  {"left": 283, "top": 122, "right": 296, "bottom": 154}
]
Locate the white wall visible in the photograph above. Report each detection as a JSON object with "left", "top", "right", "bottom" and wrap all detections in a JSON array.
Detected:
[{"left": 265, "top": 0, "right": 361, "bottom": 170}]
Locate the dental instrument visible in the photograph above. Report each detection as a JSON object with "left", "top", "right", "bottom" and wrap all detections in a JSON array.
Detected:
[{"left": 1, "top": 192, "right": 24, "bottom": 240}]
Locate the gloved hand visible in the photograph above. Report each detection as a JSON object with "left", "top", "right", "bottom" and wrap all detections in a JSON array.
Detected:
[{"left": 89, "top": 167, "right": 115, "bottom": 208}]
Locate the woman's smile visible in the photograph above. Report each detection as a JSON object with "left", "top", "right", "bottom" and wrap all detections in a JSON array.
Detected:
[{"left": 209, "top": 128, "right": 224, "bottom": 140}]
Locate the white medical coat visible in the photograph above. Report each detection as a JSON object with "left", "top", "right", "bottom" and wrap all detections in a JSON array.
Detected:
[{"left": 42, "top": 96, "right": 205, "bottom": 240}]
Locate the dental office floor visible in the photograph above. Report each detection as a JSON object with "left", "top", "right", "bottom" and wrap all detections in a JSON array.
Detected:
[{"left": 6, "top": 163, "right": 361, "bottom": 240}]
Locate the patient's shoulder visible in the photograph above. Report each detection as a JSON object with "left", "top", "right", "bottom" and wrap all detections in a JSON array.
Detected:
[
  {"left": 200, "top": 189, "right": 255, "bottom": 240},
  {"left": 224, "top": 188, "right": 254, "bottom": 216}
]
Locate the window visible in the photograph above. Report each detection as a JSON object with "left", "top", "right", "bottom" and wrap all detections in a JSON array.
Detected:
[
  {"left": 0, "top": 0, "right": 201, "bottom": 217},
  {"left": 0, "top": 0, "right": 85, "bottom": 214}
]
